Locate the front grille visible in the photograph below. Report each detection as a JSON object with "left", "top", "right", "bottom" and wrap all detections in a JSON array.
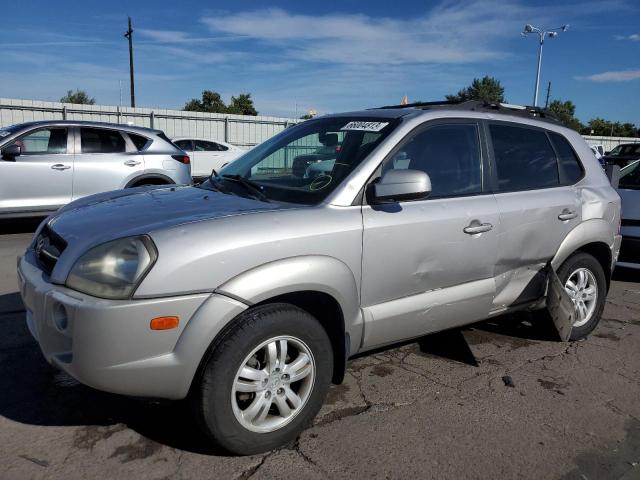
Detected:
[
  {"left": 34, "top": 225, "right": 67, "bottom": 275},
  {"left": 619, "top": 235, "right": 640, "bottom": 264}
]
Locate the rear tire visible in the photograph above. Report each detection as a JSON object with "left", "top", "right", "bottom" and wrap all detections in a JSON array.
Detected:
[
  {"left": 191, "top": 303, "right": 333, "bottom": 455},
  {"left": 557, "top": 252, "right": 607, "bottom": 341}
]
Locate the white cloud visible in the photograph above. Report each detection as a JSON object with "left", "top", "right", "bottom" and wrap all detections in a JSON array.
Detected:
[
  {"left": 200, "top": 3, "right": 536, "bottom": 65},
  {"left": 615, "top": 33, "right": 640, "bottom": 41},
  {"left": 200, "top": 1, "right": 627, "bottom": 66},
  {"left": 576, "top": 69, "right": 640, "bottom": 82}
]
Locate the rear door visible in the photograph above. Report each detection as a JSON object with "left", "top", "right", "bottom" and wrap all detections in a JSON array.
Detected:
[
  {"left": 72, "top": 127, "right": 144, "bottom": 200},
  {"left": 0, "top": 126, "right": 72, "bottom": 214},
  {"left": 487, "top": 122, "right": 583, "bottom": 311},
  {"left": 360, "top": 121, "right": 499, "bottom": 348}
]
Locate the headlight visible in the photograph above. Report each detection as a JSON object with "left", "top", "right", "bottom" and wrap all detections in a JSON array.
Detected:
[{"left": 66, "top": 236, "right": 157, "bottom": 299}]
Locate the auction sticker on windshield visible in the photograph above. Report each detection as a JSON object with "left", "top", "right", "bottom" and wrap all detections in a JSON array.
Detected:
[{"left": 341, "top": 121, "right": 389, "bottom": 132}]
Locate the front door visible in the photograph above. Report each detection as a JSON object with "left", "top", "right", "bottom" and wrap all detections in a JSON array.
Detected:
[
  {"left": 360, "top": 121, "right": 499, "bottom": 348},
  {"left": 0, "top": 126, "right": 73, "bottom": 214}
]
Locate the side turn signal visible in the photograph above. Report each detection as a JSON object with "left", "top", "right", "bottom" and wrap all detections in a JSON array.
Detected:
[{"left": 150, "top": 316, "right": 179, "bottom": 330}]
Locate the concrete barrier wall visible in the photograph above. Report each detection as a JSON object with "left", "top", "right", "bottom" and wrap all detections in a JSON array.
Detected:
[
  {"left": 0, "top": 98, "right": 300, "bottom": 147},
  {"left": 582, "top": 135, "right": 639, "bottom": 152}
]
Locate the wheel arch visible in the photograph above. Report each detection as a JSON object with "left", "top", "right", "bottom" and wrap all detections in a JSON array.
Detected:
[
  {"left": 125, "top": 173, "right": 175, "bottom": 188},
  {"left": 216, "top": 255, "right": 363, "bottom": 384},
  {"left": 551, "top": 219, "right": 614, "bottom": 290}
]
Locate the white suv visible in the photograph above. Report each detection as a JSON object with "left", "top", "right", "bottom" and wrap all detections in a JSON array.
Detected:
[{"left": 0, "top": 121, "right": 192, "bottom": 218}]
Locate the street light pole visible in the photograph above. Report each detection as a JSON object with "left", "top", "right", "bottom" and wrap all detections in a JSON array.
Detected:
[
  {"left": 522, "top": 24, "right": 568, "bottom": 107},
  {"left": 124, "top": 17, "right": 135, "bottom": 108}
]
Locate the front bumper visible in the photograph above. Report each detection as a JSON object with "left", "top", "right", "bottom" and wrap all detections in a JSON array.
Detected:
[{"left": 18, "top": 252, "right": 247, "bottom": 399}]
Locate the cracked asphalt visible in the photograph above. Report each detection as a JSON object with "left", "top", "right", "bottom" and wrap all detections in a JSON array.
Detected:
[{"left": 1, "top": 218, "right": 639, "bottom": 480}]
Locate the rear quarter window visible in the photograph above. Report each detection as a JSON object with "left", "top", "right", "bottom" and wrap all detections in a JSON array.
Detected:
[
  {"left": 549, "top": 132, "right": 584, "bottom": 184},
  {"left": 128, "top": 133, "right": 150, "bottom": 151}
]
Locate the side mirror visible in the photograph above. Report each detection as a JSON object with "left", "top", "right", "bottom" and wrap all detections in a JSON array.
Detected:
[
  {"left": 373, "top": 169, "right": 431, "bottom": 203},
  {"left": 1, "top": 144, "right": 21, "bottom": 160},
  {"left": 604, "top": 151, "right": 611, "bottom": 156}
]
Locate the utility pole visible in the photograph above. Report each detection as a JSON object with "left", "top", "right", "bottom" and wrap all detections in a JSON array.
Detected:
[
  {"left": 522, "top": 24, "right": 568, "bottom": 107},
  {"left": 544, "top": 81, "right": 551, "bottom": 109},
  {"left": 124, "top": 17, "right": 135, "bottom": 108}
]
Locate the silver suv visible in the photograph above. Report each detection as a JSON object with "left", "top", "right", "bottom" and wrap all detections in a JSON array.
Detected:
[
  {"left": 0, "top": 121, "right": 191, "bottom": 218},
  {"left": 17, "top": 102, "right": 621, "bottom": 454}
]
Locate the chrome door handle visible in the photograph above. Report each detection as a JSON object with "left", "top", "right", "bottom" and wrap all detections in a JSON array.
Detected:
[
  {"left": 124, "top": 160, "right": 141, "bottom": 166},
  {"left": 558, "top": 210, "right": 577, "bottom": 221},
  {"left": 464, "top": 222, "right": 493, "bottom": 234},
  {"left": 51, "top": 164, "right": 71, "bottom": 170}
]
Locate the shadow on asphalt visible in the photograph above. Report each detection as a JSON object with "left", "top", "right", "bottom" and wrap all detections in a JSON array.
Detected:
[
  {"left": 0, "top": 217, "right": 45, "bottom": 235},
  {"left": 0, "top": 292, "right": 222, "bottom": 455},
  {"left": 0, "top": 289, "right": 559, "bottom": 455}
]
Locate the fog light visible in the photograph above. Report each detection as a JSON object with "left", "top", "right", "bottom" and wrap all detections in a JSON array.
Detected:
[
  {"left": 150, "top": 316, "right": 179, "bottom": 330},
  {"left": 52, "top": 302, "right": 68, "bottom": 331}
]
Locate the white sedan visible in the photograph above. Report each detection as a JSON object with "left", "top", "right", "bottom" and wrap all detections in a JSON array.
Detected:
[{"left": 173, "top": 137, "right": 245, "bottom": 178}]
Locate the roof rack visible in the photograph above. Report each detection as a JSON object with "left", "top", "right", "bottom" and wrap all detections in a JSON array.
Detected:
[{"left": 374, "top": 100, "right": 561, "bottom": 124}]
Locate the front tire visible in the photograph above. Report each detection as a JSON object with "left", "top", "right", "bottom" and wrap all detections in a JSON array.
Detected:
[
  {"left": 192, "top": 303, "right": 333, "bottom": 455},
  {"left": 557, "top": 252, "right": 607, "bottom": 341}
]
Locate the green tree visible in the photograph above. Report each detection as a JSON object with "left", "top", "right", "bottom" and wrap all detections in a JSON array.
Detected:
[
  {"left": 547, "top": 100, "right": 583, "bottom": 132},
  {"left": 226, "top": 93, "right": 258, "bottom": 116},
  {"left": 183, "top": 90, "right": 227, "bottom": 113},
  {"left": 446, "top": 76, "right": 505, "bottom": 103},
  {"left": 183, "top": 90, "right": 258, "bottom": 115},
  {"left": 60, "top": 89, "right": 95, "bottom": 105},
  {"left": 583, "top": 118, "right": 639, "bottom": 137}
]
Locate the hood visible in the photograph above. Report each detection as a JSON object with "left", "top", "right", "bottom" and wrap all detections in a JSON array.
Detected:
[{"left": 43, "top": 185, "right": 290, "bottom": 283}]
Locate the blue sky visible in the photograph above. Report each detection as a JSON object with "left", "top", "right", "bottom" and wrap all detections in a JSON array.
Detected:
[{"left": 0, "top": 0, "right": 638, "bottom": 123}]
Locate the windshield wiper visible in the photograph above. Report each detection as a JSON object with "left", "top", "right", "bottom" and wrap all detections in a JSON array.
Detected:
[{"left": 221, "top": 174, "right": 270, "bottom": 202}]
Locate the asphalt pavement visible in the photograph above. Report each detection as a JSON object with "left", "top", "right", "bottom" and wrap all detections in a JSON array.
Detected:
[{"left": 0, "top": 218, "right": 638, "bottom": 479}]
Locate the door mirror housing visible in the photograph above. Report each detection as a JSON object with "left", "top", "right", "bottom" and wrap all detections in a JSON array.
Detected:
[
  {"left": 1, "top": 144, "right": 21, "bottom": 160},
  {"left": 604, "top": 164, "right": 620, "bottom": 188},
  {"left": 373, "top": 169, "right": 431, "bottom": 203}
]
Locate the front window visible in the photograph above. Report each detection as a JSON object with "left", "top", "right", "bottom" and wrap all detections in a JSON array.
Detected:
[
  {"left": 619, "top": 161, "right": 640, "bottom": 190},
  {"left": 12, "top": 128, "right": 68, "bottom": 154},
  {"left": 205, "top": 116, "right": 398, "bottom": 204}
]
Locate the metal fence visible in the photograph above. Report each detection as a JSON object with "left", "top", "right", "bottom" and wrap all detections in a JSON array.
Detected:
[{"left": 0, "top": 98, "right": 300, "bottom": 148}]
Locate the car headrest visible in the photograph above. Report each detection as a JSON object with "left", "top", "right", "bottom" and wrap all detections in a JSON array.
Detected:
[{"left": 320, "top": 133, "right": 338, "bottom": 147}]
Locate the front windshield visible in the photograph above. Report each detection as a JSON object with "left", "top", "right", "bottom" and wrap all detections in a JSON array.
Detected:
[
  {"left": 201, "top": 116, "right": 398, "bottom": 204},
  {"left": 619, "top": 161, "right": 640, "bottom": 190}
]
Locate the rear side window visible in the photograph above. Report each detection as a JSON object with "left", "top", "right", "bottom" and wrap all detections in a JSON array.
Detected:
[
  {"left": 80, "top": 128, "right": 126, "bottom": 153},
  {"left": 490, "top": 124, "right": 559, "bottom": 191},
  {"left": 128, "top": 133, "right": 149, "bottom": 151},
  {"left": 549, "top": 132, "right": 584, "bottom": 184}
]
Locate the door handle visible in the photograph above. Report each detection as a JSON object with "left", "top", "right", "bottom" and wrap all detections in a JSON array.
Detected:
[
  {"left": 558, "top": 210, "right": 577, "bottom": 221},
  {"left": 51, "top": 164, "right": 71, "bottom": 170},
  {"left": 124, "top": 160, "right": 141, "bottom": 166},
  {"left": 463, "top": 222, "right": 493, "bottom": 235}
]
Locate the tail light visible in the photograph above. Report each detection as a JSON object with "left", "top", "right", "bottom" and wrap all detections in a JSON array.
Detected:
[{"left": 172, "top": 154, "right": 190, "bottom": 165}]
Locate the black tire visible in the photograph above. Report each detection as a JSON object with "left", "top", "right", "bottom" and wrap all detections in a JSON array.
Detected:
[
  {"left": 556, "top": 252, "right": 607, "bottom": 341},
  {"left": 191, "top": 303, "right": 333, "bottom": 455}
]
